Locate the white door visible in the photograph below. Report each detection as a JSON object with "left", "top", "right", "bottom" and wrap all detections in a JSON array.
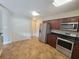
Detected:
[{"left": 39, "top": 23, "right": 47, "bottom": 43}]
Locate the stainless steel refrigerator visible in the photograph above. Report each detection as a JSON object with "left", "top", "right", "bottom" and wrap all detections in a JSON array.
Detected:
[{"left": 39, "top": 22, "right": 50, "bottom": 43}]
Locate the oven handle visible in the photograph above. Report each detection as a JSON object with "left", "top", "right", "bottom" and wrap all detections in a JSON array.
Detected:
[{"left": 57, "top": 37, "right": 74, "bottom": 44}]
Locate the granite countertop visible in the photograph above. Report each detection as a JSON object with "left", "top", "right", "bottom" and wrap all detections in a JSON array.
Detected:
[{"left": 51, "top": 30, "right": 77, "bottom": 37}]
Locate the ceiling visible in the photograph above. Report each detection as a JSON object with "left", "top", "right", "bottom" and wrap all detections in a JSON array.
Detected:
[{"left": 0, "top": 0, "right": 79, "bottom": 18}]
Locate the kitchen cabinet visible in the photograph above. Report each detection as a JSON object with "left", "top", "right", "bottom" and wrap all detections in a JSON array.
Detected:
[
  {"left": 70, "top": 17, "right": 79, "bottom": 22},
  {"left": 61, "top": 18, "right": 68, "bottom": 23},
  {"left": 61, "top": 17, "right": 79, "bottom": 23},
  {"left": 72, "top": 41, "right": 79, "bottom": 59},
  {"left": 47, "top": 34, "right": 57, "bottom": 48},
  {"left": 49, "top": 19, "right": 61, "bottom": 30}
]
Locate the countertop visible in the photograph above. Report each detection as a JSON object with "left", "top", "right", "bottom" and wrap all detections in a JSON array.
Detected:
[
  {"left": 50, "top": 30, "right": 79, "bottom": 42},
  {"left": 51, "top": 30, "right": 78, "bottom": 37}
]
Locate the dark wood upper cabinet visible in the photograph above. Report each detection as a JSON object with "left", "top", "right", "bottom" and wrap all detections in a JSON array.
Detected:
[
  {"left": 70, "top": 17, "right": 79, "bottom": 22},
  {"left": 61, "top": 18, "right": 69, "bottom": 23},
  {"left": 61, "top": 17, "right": 79, "bottom": 23},
  {"left": 49, "top": 19, "right": 61, "bottom": 30}
]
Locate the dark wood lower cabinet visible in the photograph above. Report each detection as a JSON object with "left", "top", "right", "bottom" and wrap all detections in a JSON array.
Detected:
[
  {"left": 47, "top": 34, "right": 57, "bottom": 48},
  {"left": 72, "top": 42, "right": 79, "bottom": 59}
]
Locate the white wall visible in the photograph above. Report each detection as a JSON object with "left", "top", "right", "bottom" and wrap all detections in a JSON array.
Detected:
[
  {"left": 44, "top": 9, "right": 79, "bottom": 20},
  {"left": 0, "top": 11, "right": 2, "bottom": 32},
  {"left": 0, "top": 5, "right": 13, "bottom": 44},
  {"left": 11, "top": 15, "right": 32, "bottom": 42},
  {"left": 0, "top": 5, "right": 32, "bottom": 44}
]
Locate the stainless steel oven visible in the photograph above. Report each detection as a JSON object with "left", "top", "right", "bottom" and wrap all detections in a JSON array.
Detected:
[
  {"left": 56, "top": 37, "right": 74, "bottom": 58},
  {"left": 61, "top": 22, "right": 79, "bottom": 31}
]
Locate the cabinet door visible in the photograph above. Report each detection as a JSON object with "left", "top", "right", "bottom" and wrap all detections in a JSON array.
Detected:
[
  {"left": 61, "top": 18, "right": 69, "bottom": 23},
  {"left": 50, "top": 20, "right": 61, "bottom": 30},
  {"left": 61, "top": 17, "right": 79, "bottom": 23},
  {"left": 70, "top": 17, "right": 78, "bottom": 22},
  {"left": 72, "top": 42, "right": 79, "bottom": 59},
  {"left": 47, "top": 34, "right": 57, "bottom": 48}
]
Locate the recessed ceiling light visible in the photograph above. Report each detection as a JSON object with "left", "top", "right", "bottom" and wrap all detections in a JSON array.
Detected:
[
  {"left": 32, "top": 11, "right": 40, "bottom": 16},
  {"left": 52, "top": 0, "right": 72, "bottom": 7}
]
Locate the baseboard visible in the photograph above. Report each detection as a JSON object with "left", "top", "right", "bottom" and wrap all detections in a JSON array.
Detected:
[{"left": 12, "top": 33, "right": 32, "bottom": 42}]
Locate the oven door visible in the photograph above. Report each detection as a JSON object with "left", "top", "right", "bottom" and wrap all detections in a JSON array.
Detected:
[{"left": 56, "top": 37, "right": 74, "bottom": 58}]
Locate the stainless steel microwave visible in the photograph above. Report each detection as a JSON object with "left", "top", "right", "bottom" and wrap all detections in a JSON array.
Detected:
[{"left": 61, "top": 22, "right": 79, "bottom": 31}]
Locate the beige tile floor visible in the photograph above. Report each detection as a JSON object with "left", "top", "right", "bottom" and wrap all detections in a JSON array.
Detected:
[{"left": 0, "top": 37, "right": 70, "bottom": 59}]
